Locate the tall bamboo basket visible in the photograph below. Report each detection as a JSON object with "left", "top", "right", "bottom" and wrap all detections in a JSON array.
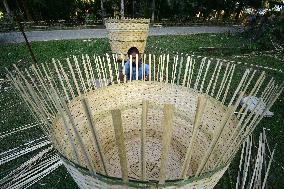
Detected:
[
  {"left": 7, "top": 54, "right": 283, "bottom": 188},
  {"left": 105, "top": 18, "right": 150, "bottom": 55}
]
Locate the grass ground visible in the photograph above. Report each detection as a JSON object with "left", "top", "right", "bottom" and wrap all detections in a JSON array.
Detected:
[{"left": 0, "top": 33, "right": 283, "bottom": 188}]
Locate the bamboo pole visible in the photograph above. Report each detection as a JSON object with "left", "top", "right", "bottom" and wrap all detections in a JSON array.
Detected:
[
  {"left": 159, "top": 104, "right": 175, "bottom": 184},
  {"left": 181, "top": 95, "right": 207, "bottom": 179},
  {"left": 199, "top": 59, "right": 211, "bottom": 93},
  {"left": 81, "top": 97, "right": 108, "bottom": 175},
  {"left": 195, "top": 105, "right": 235, "bottom": 177},
  {"left": 140, "top": 100, "right": 149, "bottom": 181},
  {"left": 67, "top": 58, "right": 81, "bottom": 96},
  {"left": 111, "top": 109, "right": 129, "bottom": 182}
]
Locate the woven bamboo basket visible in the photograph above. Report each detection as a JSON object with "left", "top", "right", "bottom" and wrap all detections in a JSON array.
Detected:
[
  {"left": 105, "top": 18, "right": 150, "bottom": 55},
  {"left": 7, "top": 53, "right": 283, "bottom": 188}
]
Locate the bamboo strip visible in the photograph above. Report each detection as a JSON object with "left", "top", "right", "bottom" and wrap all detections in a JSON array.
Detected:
[
  {"left": 98, "top": 56, "right": 107, "bottom": 84},
  {"left": 165, "top": 54, "right": 169, "bottom": 83},
  {"left": 228, "top": 69, "right": 250, "bottom": 106},
  {"left": 136, "top": 55, "right": 139, "bottom": 81},
  {"left": 148, "top": 54, "right": 152, "bottom": 81},
  {"left": 171, "top": 55, "right": 178, "bottom": 84},
  {"left": 106, "top": 54, "right": 114, "bottom": 84},
  {"left": 82, "top": 54, "right": 92, "bottom": 90},
  {"left": 51, "top": 91, "right": 80, "bottom": 164},
  {"left": 81, "top": 97, "right": 108, "bottom": 175},
  {"left": 74, "top": 55, "right": 87, "bottom": 93},
  {"left": 53, "top": 59, "right": 70, "bottom": 102},
  {"left": 177, "top": 56, "right": 184, "bottom": 85},
  {"left": 111, "top": 109, "right": 129, "bottom": 182},
  {"left": 59, "top": 60, "right": 75, "bottom": 99},
  {"left": 94, "top": 56, "right": 103, "bottom": 87},
  {"left": 199, "top": 59, "right": 211, "bottom": 93},
  {"left": 181, "top": 95, "right": 207, "bottom": 179},
  {"left": 187, "top": 58, "right": 195, "bottom": 88},
  {"left": 31, "top": 64, "right": 57, "bottom": 115},
  {"left": 59, "top": 95, "right": 95, "bottom": 173},
  {"left": 159, "top": 104, "right": 175, "bottom": 184},
  {"left": 130, "top": 55, "right": 133, "bottom": 82},
  {"left": 240, "top": 136, "right": 252, "bottom": 189},
  {"left": 143, "top": 54, "right": 146, "bottom": 81},
  {"left": 86, "top": 54, "right": 97, "bottom": 89},
  {"left": 205, "top": 60, "right": 219, "bottom": 94},
  {"left": 182, "top": 56, "right": 191, "bottom": 87},
  {"left": 210, "top": 61, "right": 223, "bottom": 97},
  {"left": 67, "top": 58, "right": 81, "bottom": 96},
  {"left": 194, "top": 57, "right": 206, "bottom": 90},
  {"left": 261, "top": 147, "right": 275, "bottom": 189},
  {"left": 235, "top": 137, "right": 246, "bottom": 189},
  {"left": 140, "top": 100, "right": 149, "bottom": 181},
  {"left": 153, "top": 55, "right": 156, "bottom": 82},
  {"left": 25, "top": 67, "right": 55, "bottom": 117},
  {"left": 222, "top": 64, "right": 236, "bottom": 104},
  {"left": 216, "top": 63, "right": 230, "bottom": 100}
]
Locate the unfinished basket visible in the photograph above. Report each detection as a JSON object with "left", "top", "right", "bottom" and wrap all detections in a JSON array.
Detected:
[
  {"left": 105, "top": 18, "right": 150, "bottom": 55},
  {"left": 7, "top": 53, "right": 283, "bottom": 188}
]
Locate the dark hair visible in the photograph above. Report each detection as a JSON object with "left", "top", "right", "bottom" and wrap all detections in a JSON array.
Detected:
[{"left": 127, "top": 47, "right": 139, "bottom": 56}]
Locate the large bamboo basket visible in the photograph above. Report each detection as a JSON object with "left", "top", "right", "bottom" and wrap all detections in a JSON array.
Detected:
[
  {"left": 7, "top": 53, "right": 284, "bottom": 188},
  {"left": 105, "top": 18, "right": 150, "bottom": 55}
]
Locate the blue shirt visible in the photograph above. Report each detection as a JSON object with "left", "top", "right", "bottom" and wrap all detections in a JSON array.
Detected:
[{"left": 124, "top": 60, "right": 149, "bottom": 80}]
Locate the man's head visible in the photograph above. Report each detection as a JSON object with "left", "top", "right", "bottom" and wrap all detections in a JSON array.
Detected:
[{"left": 127, "top": 47, "right": 140, "bottom": 65}]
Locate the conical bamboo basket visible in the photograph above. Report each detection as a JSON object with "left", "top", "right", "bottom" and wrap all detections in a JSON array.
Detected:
[
  {"left": 105, "top": 18, "right": 150, "bottom": 55},
  {"left": 7, "top": 53, "right": 283, "bottom": 189}
]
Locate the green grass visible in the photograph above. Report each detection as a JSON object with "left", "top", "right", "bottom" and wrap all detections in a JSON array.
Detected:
[{"left": 0, "top": 33, "right": 283, "bottom": 188}]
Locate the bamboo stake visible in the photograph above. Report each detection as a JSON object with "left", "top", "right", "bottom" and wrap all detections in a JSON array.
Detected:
[
  {"left": 81, "top": 97, "right": 108, "bottom": 175},
  {"left": 181, "top": 95, "right": 207, "bottom": 179},
  {"left": 159, "top": 104, "right": 175, "bottom": 184},
  {"left": 111, "top": 109, "right": 129, "bottom": 182},
  {"left": 153, "top": 54, "right": 156, "bottom": 82},
  {"left": 140, "top": 100, "right": 149, "bottom": 181},
  {"left": 98, "top": 56, "right": 107, "bottom": 84},
  {"left": 143, "top": 54, "right": 146, "bottom": 81},
  {"left": 106, "top": 53, "right": 114, "bottom": 84}
]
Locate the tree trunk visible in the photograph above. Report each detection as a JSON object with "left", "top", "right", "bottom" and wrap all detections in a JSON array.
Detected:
[
  {"left": 151, "top": 0, "right": 155, "bottom": 23},
  {"left": 100, "top": 0, "right": 106, "bottom": 23},
  {"left": 3, "top": 0, "right": 13, "bottom": 21},
  {"left": 121, "top": 0, "right": 125, "bottom": 18},
  {"left": 20, "top": 0, "right": 33, "bottom": 21}
]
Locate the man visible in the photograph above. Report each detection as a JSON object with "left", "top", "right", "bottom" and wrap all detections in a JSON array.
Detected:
[{"left": 124, "top": 47, "right": 149, "bottom": 81}]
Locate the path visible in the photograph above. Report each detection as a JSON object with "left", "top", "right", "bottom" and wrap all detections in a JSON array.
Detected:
[{"left": 0, "top": 26, "right": 243, "bottom": 44}]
